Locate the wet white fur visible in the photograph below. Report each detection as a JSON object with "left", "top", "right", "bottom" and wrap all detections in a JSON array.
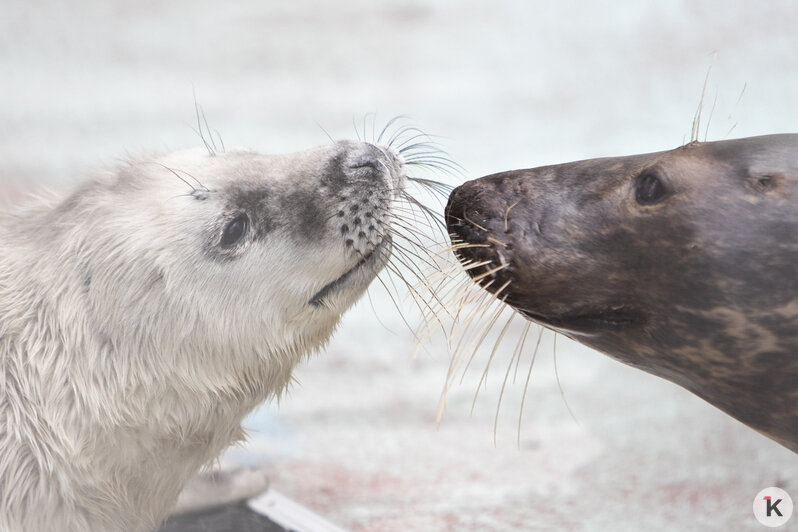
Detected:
[{"left": 0, "top": 143, "right": 404, "bottom": 531}]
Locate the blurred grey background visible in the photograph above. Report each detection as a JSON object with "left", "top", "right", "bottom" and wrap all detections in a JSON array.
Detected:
[{"left": 2, "top": 1, "right": 797, "bottom": 530}]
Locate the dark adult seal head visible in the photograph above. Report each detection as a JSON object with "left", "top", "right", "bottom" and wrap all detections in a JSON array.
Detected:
[
  {"left": 0, "top": 137, "right": 433, "bottom": 531},
  {"left": 445, "top": 134, "right": 798, "bottom": 453}
]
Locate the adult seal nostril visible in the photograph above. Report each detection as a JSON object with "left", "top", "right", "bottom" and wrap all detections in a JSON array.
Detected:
[
  {"left": 447, "top": 133, "right": 798, "bottom": 453},
  {"left": 446, "top": 182, "right": 513, "bottom": 272}
]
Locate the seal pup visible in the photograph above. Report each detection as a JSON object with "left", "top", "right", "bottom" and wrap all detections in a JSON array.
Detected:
[
  {"left": 0, "top": 139, "right": 411, "bottom": 531},
  {"left": 446, "top": 134, "right": 798, "bottom": 453}
]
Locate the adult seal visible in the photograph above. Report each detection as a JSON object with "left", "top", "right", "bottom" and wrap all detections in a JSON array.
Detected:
[
  {"left": 446, "top": 134, "right": 798, "bottom": 453},
  {"left": 0, "top": 140, "right": 406, "bottom": 531}
]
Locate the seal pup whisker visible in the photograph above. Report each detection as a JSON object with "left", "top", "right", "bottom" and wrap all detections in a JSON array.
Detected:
[
  {"left": 388, "top": 125, "right": 432, "bottom": 150},
  {"left": 400, "top": 192, "right": 448, "bottom": 231},
  {"left": 380, "top": 249, "right": 442, "bottom": 312},
  {"left": 214, "top": 130, "right": 225, "bottom": 153},
  {"left": 381, "top": 242, "right": 459, "bottom": 343},
  {"left": 198, "top": 104, "right": 218, "bottom": 153},
  {"left": 394, "top": 131, "right": 441, "bottom": 150},
  {"left": 410, "top": 261, "right": 497, "bottom": 356},
  {"left": 400, "top": 143, "right": 450, "bottom": 159},
  {"left": 140, "top": 162, "right": 211, "bottom": 196},
  {"left": 404, "top": 153, "right": 465, "bottom": 172},
  {"left": 364, "top": 287, "right": 401, "bottom": 336},
  {"left": 407, "top": 176, "right": 454, "bottom": 197},
  {"left": 406, "top": 165, "right": 463, "bottom": 184},
  {"left": 374, "top": 268, "right": 421, "bottom": 337},
  {"left": 405, "top": 159, "right": 464, "bottom": 179},
  {"left": 362, "top": 112, "right": 372, "bottom": 143},
  {"left": 388, "top": 254, "right": 452, "bottom": 317},
  {"left": 338, "top": 115, "right": 490, "bottom": 376},
  {"left": 392, "top": 132, "right": 450, "bottom": 157},
  {"left": 388, "top": 220, "right": 446, "bottom": 262},
  {"left": 314, "top": 120, "right": 337, "bottom": 145},
  {"left": 360, "top": 127, "right": 466, "bottom": 336},
  {"left": 376, "top": 115, "right": 410, "bottom": 145},
  {"left": 384, "top": 234, "right": 438, "bottom": 272},
  {"left": 389, "top": 210, "right": 443, "bottom": 241},
  {"left": 190, "top": 89, "right": 216, "bottom": 157}
]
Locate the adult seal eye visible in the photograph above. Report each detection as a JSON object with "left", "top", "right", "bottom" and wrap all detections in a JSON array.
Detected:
[
  {"left": 635, "top": 171, "right": 669, "bottom": 205},
  {"left": 221, "top": 214, "right": 249, "bottom": 247}
]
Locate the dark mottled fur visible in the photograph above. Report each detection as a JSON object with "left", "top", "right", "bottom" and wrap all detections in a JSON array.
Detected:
[{"left": 447, "top": 134, "right": 798, "bottom": 453}]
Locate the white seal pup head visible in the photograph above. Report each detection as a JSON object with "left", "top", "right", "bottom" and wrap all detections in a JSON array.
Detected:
[{"left": 0, "top": 140, "right": 408, "bottom": 531}]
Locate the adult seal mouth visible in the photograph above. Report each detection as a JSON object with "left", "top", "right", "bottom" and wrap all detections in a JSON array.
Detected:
[{"left": 446, "top": 133, "right": 798, "bottom": 453}]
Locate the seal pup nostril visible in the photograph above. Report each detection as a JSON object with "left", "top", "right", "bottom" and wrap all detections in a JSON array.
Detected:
[{"left": 349, "top": 155, "right": 381, "bottom": 170}]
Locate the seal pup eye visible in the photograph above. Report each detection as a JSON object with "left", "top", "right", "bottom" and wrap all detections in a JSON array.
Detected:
[
  {"left": 635, "top": 171, "right": 669, "bottom": 205},
  {"left": 221, "top": 213, "right": 250, "bottom": 247}
]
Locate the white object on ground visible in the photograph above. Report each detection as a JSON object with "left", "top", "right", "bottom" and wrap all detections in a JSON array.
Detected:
[
  {"left": 249, "top": 489, "right": 350, "bottom": 532},
  {"left": 171, "top": 465, "right": 271, "bottom": 516}
]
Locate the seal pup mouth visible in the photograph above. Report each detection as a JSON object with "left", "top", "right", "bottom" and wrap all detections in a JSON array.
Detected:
[{"left": 309, "top": 235, "right": 392, "bottom": 306}]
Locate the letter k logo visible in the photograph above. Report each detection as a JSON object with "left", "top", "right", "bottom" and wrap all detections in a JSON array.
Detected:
[
  {"left": 764, "top": 496, "right": 783, "bottom": 517},
  {"left": 754, "top": 488, "right": 792, "bottom": 527}
]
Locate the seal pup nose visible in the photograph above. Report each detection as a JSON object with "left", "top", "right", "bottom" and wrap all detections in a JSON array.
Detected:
[
  {"left": 338, "top": 142, "right": 405, "bottom": 192},
  {"left": 348, "top": 153, "right": 383, "bottom": 172}
]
